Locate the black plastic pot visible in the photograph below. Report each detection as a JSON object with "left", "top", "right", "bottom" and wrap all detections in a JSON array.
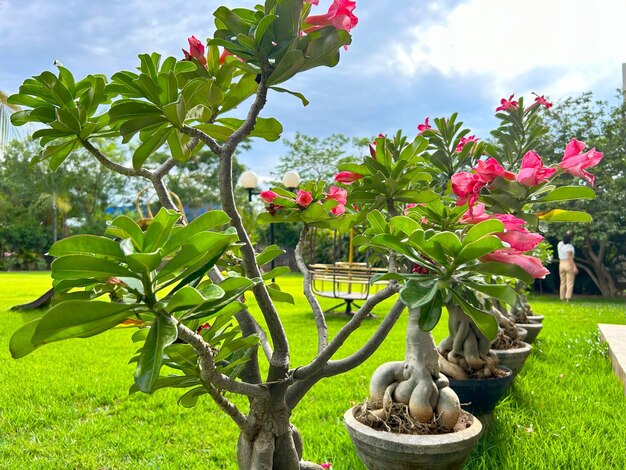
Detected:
[{"left": 448, "top": 367, "right": 514, "bottom": 416}]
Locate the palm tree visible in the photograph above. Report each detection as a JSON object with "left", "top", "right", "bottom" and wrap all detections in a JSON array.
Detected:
[{"left": 0, "top": 90, "right": 22, "bottom": 154}]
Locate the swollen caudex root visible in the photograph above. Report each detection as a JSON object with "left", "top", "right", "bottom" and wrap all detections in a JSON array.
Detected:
[
  {"left": 367, "top": 361, "right": 461, "bottom": 430},
  {"left": 438, "top": 305, "right": 498, "bottom": 379}
]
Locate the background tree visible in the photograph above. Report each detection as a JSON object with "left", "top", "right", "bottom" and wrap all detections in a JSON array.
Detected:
[
  {"left": 1, "top": 90, "right": 22, "bottom": 153},
  {"left": 273, "top": 132, "right": 366, "bottom": 182},
  {"left": 537, "top": 92, "right": 626, "bottom": 296},
  {"left": 0, "top": 139, "right": 132, "bottom": 269}
]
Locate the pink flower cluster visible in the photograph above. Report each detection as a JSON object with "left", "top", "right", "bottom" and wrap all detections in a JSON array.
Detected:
[
  {"left": 455, "top": 135, "right": 479, "bottom": 153},
  {"left": 460, "top": 203, "right": 549, "bottom": 279},
  {"left": 304, "top": 0, "right": 358, "bottom": 34},
  {"left": 452, "top": 140, "right": 602, "bottom": 210},
  {"left": 261, "top": 186, "right": 348, "bottom": 217}
]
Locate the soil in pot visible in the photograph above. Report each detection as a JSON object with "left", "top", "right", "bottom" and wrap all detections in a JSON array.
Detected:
[
  {"left": 344, "top": 404, "right": 482, "bottom": 470},
  {"left": 448, "top": 366, "right": 513, "bottom": 416}
]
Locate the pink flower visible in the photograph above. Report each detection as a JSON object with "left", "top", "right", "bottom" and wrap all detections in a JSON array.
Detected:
[
  {"left": 533, "top": 93, "right": 552, "bottom": 109},
  {"left": 330, "top": 203, "right": 345, "bottom": 216},
  {"left": 320, "top": 464, "right": 332, "bottom": 470},
  {"left": 455, "top": 135, "right": 479, "bottom": 153},
  {"left": 559, "top": 138, "right": 603, "bottom": 186},
  {"left": 459, "top": 203, "right": 490, "bottom": 224},
  {"left": 296, "top": 190, "right": 313, "bottom": 207},
  {"left": 182, "top": 36, "right": 207, "bottom": 66},
  {"left": 417, "top": 117, "right": 431, "bottom": 134},
  {"left": 260, "top": 190, "right": 279, "bottom": 203},
  {"left": 325, "top": 186, "right": 347, "bottom": 205},
  {"left": 451, "top": 172, "right": 486, "bottom": 207},
  {"left": 496, "top": 94, "right": 518, "bottom": 112},
  {"left": 516, "top": 151, "right": 557, "bottom": 186},
  {"left": 493, "top": 214, "right": 544, "bottom": 251},
  {"left": 305, "top": 0, "right": 358, "bottom": 33},
  {"left": 482, "top": 249, "right": 550, "bottom": 279},
  {"left": 196, "top": 322, "right": 211, "bottom": 334},
  {"left": 335, "top": 171, "right": 363, "bottom": 184},
  {"left": 404, "top": 203, "right": 418, "bottom": 215},
  {"left": 474, "top": 157, "right": 515, "bottom": 183}
]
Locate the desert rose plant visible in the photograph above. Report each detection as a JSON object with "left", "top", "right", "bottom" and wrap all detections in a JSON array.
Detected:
[{"left": 6, "top": 0, "right": 602, "bottom": 466}]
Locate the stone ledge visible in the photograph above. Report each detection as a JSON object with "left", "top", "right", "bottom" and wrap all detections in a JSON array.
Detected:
[{"left": 598, "top": 323, "right": 626, "bottom": 396}]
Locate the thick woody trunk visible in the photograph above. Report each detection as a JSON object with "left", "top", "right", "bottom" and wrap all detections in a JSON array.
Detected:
[
  {"left": 367, "top": 307, "right": 461, "bottom": 429},
  {"left": 580, "top": 238, "right": 618, "bottom": 297},
  {"left": 437, "top": 304, "right": 498, "bottom": 380}
]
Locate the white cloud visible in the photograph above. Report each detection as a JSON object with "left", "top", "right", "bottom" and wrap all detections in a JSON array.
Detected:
[{"left": 388, "top": 0, "right": 626, "bottom": 98}]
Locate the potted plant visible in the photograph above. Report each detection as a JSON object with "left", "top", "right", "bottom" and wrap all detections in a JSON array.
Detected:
[{"left": 7, "top": 1, "right": 407, "bottom": 468}]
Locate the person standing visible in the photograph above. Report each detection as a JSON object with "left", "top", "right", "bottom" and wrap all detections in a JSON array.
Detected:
[{"left": 557, "top": 232, "right": 578, "bottom": 302}]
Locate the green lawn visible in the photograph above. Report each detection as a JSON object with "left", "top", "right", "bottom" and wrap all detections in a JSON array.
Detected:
[{"left": 1, "top": 272, "right": 625, "bottom": 469}]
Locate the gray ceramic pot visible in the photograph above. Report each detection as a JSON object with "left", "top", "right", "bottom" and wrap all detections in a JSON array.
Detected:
[
  {"left": 343, "top": 407, "right": 482, "bottom": 470},
  {"left": 515, "top": 323, "right": 543, "bottom": 343},
  {"left": 490, "top": 341, "right": 532, "bottom": 375},
  {"left": 526, "top": 315, "right": 544, "bottom": 323}
]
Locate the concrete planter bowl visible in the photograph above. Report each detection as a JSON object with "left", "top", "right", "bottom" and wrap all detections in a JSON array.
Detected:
[
  {"left": 344, "top": 407, "right": 483, "bottom": 470},
  {"left": 515, "top": 323, "right": 543, "bottom": 344},
  {"left": 448, "top": 366, "right": 514, "bottom": 416},
  {"left": 526, "top": 315, "right": 544, "bottom": 324},
  {"left": 490, "top": 341, "right": 532, "bottom": 375}
]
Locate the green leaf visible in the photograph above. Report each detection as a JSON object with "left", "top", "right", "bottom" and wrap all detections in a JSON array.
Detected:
[
  {"left": 536, "top": 209, "right": 592, "bottom": 223},
  {"left": 256, "top": 245, "right": 284, "bottom": 266},
  {"left": 126, "top": 251, "right": 163, "bottom": 272},
  {"left": 399, "top": 279, "right": 437, "bottom": 309},
  {"left": 262, "top": 266, "right": 290, "bottom": 280},
  {"left": 177, "top": 386, "right": 207, "bottom": 408},
  {"left": 465, "top": 261, "right": 533, "bottom": 285},
  {"left": 532, "top": 185, "right": 595, "bottom": 203},
  {"left": 32, "top": 301, "right": 135, "bottom": 345},
  {"left": 166, "top": 285, "right": 225, "bottom": 313},
  {"left": 450, "top": 292, "right": 498, "bottom": 340},
  {"left": 133, "top": 127, "right": 171, "bottom": 170},
  {"left": 389, "top": 216, "right": 421, "bottom": 236},
  {"left": 216, "top": 117, "right": 283, "bottom": 142},
  {"left": 299, "top": 27, "right": 351, "bottom": 72},
  {"left": 157, "top": 231, "right": 237, "bottom": 281},
  {"left": 266, "top": 283, "right": 295, "bottom": 304},
  {"left": 143, "top": 208, "right": 181, "bottom": 252},
  {"left": 43, "top": 139, "right": 80, "bottom": 170},
  {"left": 52, "top": 255, "right": 137, "bottom": 280},
  {"left": 267, "top": 50, "right": 305, "bottom": 86},
  {"left": 269, "top": 86, "right": 309, "bottom": 106},
  {"left": 417, "top": 293, "right": 442, "bottom": 332},
  {"left": 454, "top": 235, "right": 502, "bottom": 266},
  {"left": 162, "top": 95, "right": 186, "bottom": 127},
  {"left": 105, "top": 215, "right": 144, "bottom": 250},
  {"left": 48, "top": 235, "right": 124, "bottom": 259},
  {"left": 463, "top": 219, "right": 505, "bottom": 245},
  {"left": 162, "top": 210, "right": 230, "bottom": 255},
  {"left": 465, "top": 282, "right": 517, "bottom": 306},
  {"left": 10, "top": 318, "right": 42, "bottom": 359},
  {"left": 134, "top": 315, "right": 178, "bottom": 393}
]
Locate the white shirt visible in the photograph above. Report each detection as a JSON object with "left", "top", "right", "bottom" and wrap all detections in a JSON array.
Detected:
[{"left": 557, "top": 241, "right": 575, "bottom": 260}]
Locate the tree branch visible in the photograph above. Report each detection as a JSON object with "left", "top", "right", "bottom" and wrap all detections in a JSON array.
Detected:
[
  {"left": 177, "top": 323, "right": 269, "bottom": 399},
  {"left": 154, "top": 157, "right": 178, "bottom": 178},
  {"left": 205, "top": 382, "right": 248, "bottom": 431},
  {"left": 82, "top": 139, "right": 152, "bottom": 178},
  {"left": 150, "top": 175, "right": 178, "bottom": 212},
  {"left": 292, "top": 282, "right": 399, "bottom": 381},
  {"left": 295, "top": 226, "right": 327, "bottom": 352},
  {"left": 215, "top": 77, "right": 290, "bottom": 380},
  {"left": 286, "top": 300, "right": 405, "bottom": 409},
  {"left": 181, "top": 125, "right": 222, "bottom": 155}
]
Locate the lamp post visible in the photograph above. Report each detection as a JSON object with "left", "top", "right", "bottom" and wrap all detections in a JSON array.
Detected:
[{"left": 239, "top": 170, "right": 301, "bottom": 279}]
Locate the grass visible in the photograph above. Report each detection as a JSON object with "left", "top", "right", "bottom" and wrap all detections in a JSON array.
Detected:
[{"left": 1, "top": 272, "right": 625, "bottom": 469}]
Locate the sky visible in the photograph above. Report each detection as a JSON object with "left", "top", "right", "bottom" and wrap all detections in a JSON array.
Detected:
[{"left": 2, "top": 0, "right": 626, "bottom": 185}]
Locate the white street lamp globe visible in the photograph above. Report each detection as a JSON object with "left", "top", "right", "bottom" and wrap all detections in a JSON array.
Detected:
[
  {"left": 282, "top": 171, "right": 301, "bottom": 189},
  {"left": 240, "top": 170, "right": 258, "bottom": 189}
]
